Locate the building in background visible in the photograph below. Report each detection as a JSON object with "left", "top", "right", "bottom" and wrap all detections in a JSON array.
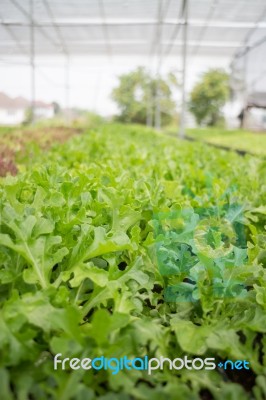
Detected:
[
  {"left": 243, "top": 92, "right": 266, "bottom": 131},
  {"left": 0, "top": 92, "right": 28, "bottom": 125},
  {"left": 0, "top": 92, "right": 54, "bottom": 126}
]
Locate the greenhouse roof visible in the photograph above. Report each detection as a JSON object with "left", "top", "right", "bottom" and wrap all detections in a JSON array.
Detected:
[{"left": 0, "top": 0, "right": 265, "bottom": 59}]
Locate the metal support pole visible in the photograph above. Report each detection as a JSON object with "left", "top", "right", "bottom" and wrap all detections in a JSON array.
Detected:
[
  {"left": 179, "top": 0, "right": 188, "bottom": 138},
  {"left": 155, "top": 66, "right": 161, "bottom": 130},
  {"left": 155, "top": 32, "right": 162, "bottom": 130},
  {"left": 146, "top": 79, "right": 153, "bottom": 127},
  {"left": 65, "top": 55, "right": 70, "bottom": 123},
  {"left": 154, "top": 34, "right": 162, "bottom": 130},
  {"left": 154, "top": 0, "right": 163, "bottom": 130},
  {"left": 242, "top": 49, "right": 249, "bottom": 129},
  {"left": 30, "top": 0, "right": 35, "bottom": 123}
]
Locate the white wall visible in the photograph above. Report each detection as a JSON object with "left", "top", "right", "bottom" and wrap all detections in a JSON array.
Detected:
[
  {"left": 0, "top": 108, "right": 25, "bottom": 125},
  {"left": 245, "top": 108, "right": 266, "bottom": 131},
  {"left": 223, "top": 100, "right": 242, "bottom": 129},
  {"left": 35, "top": 107, "right": 54, "bottom": 119}
]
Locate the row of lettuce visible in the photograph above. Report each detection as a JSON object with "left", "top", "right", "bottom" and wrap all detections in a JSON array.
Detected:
[{"left": 0, "top": 124, "right": 265, "bottom": 400}]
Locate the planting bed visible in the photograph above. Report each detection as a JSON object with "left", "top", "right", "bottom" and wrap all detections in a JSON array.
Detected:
[{"left": 0, "top": 124, "right": 265, "bottom": 399}]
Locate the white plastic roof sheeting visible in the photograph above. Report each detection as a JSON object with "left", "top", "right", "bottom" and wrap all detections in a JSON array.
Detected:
[
  {"left": 1, "top": 0, "right": 265, "bottom": 109},
  {"left": 0, "top": 0, "right": 265, "bottom": 58}
]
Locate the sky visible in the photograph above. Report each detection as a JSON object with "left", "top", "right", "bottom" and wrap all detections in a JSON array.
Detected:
[{"left": 0, "top": 54, "right": 231, "bottom": 116}]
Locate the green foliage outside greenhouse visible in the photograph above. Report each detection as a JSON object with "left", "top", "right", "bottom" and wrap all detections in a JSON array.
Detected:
[
  {"left": 112, "top": 67, "right": 178, "bottom": 126},
  {"left": 189, "top": 69, "right": 230, "bottom": 127}
]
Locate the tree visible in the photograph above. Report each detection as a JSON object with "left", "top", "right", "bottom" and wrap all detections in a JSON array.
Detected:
[
  {"left": 111, "top": 67, "right": 178, "bottom": 126},
  {"left": 52, "top": 101, "right": 61, "bottom": 115},
  {"left": 22, "top": 107, "right": 34, "bottom": 126},
  {"left": 189, "top": 69, "right": 229, "bottom": 126}
]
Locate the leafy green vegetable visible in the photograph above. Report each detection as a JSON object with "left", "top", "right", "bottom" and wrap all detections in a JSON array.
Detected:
[{"left": 0, "top": 124, "right": 265, "bottom": 399}]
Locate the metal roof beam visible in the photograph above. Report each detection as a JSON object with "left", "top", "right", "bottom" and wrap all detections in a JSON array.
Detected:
[
  {"left": 235, "top": 34, "right": 266, "bottom": 59},
  {"left": 162, "top": 0, "right": 183, "bottom": 59},
  {"left": 192, "top": 0, "right": 219, "bottom": 56},
  {"left": 41, "top": 0, "right": 68, "bottom": 54},
  {"left": 0, "top": 40, "right": 242, "bottom": 48},
  {"left": 98, "top": 0, "right": 112, "bottom": 58},
  {"left": 0, "top": 13, "right": 27, "bottom": 54},
  {"left": 9, "top": 0, "right": 60, "bottom": 49},
  {"left": 232, "top": 5, "right": 266, "bottom": 61},
  {"left": 1, "top": 18, "right": 266, "bottom": 28}
]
